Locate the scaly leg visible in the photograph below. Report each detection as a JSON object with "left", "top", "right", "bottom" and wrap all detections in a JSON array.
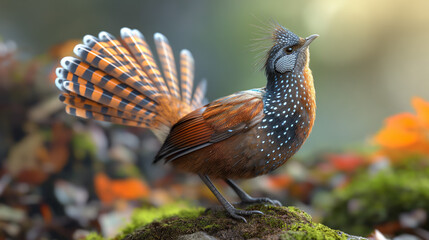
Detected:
[
  {"left": 199, "top": 174, "right": 263, "bottom": 222},
  {"left": 225, "top": 179, "right": 282, "bottom": 206}
]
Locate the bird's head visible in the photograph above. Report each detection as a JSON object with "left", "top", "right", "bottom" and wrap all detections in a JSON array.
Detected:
[{"left": 265, "top": 25, "right": 318, "bottom": 76}]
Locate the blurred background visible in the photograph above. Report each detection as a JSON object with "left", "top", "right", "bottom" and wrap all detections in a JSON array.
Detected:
[{"left": 1, "top": 0, "right": 429, "bottom": 239}]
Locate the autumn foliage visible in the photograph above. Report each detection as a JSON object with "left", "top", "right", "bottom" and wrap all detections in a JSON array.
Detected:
[{"left": 374, "top": 97, "right": 429, "bottom": 159}]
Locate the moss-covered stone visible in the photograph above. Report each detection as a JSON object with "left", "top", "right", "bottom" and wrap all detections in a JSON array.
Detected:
[
  {"left": 117, "top": 202, "right": 204, "bottom": 239},
  {"left": 282, "top": 222, "right": 351, "bottom": 240},
  {"left": 122, "top": 204, "right": 355, "bottom": 240},
  {"left": 323, "top": 168, "right": 429, "bottom": 235},
  {"left": 84, "top": 202, "right": 203, "bottom": 240}
]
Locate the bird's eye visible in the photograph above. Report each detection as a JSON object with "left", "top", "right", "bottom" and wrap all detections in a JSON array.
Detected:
[{"left": 285, "top": 47, "right": 293, "bottom": 53}]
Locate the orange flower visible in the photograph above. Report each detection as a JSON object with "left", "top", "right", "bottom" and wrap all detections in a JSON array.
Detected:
[
  {"left": 326, "top": 153, "right": 365, "bottom": 172},
  {"left": 266, "top": 175, "right": 293, "bottom": 190},
  {"left": 94, "top": 173, "right": 150, "bottom": 204},
  {"left": 373, "top": 97, "right": 429, "bottom": 157}
]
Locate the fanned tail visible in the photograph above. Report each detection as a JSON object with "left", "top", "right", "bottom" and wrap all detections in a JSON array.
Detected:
[{"left": 55, "top": 28, "right": 207, "bottom": 141}]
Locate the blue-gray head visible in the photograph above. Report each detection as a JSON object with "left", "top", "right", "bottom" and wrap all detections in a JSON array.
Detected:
[{"left": 265, "top": 25, "right": 318, "bottom": 76}]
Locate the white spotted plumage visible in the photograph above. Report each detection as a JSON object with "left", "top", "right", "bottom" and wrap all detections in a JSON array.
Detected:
[{"left": 257, "top": 67, "right": 314, "bottom": 174}]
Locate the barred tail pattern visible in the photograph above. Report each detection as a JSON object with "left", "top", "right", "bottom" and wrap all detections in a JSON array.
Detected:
[{"left": 55, "top": 28, "right": 207, "bottom": 141}]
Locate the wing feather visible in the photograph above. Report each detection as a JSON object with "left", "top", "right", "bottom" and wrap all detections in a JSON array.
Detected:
[{"left": 154, "top": 89, "right": 265, "bottom": 163}]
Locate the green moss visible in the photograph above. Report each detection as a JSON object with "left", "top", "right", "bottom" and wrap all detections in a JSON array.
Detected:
[
  {"left": 84, "top": 232, "right": 104, "bottom": 240},
  {"left": 288, "top": 206, "right": 312, "bottom": 220},
  {"left": 323, "top": 168, "right": 429, "bottom": 235},
  {"left": 282, "top": 222, "right": 347, "bottom": 240},
  {"left": 202, "top": 223, "right": 221, "bottom": 230},
  {"left": 116, "top": 202, "right": 204, "bottom": 239},
  {"left": 85, "top": 202, "right": 203, "bottom": 240},
  {"left": 124, "top": 204, "right": 351, "bottom": 240}
]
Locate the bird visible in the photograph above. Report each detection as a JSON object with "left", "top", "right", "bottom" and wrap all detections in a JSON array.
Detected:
[{"left": 54, "top": 24, "right": 318, "bottom": 222}]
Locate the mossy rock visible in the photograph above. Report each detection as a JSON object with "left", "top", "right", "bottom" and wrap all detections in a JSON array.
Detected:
[{"left": 120, "top": 204, "right": 365, "bottom": 240}]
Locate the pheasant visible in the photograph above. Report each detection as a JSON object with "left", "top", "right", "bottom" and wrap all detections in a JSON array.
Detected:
[{"left": 55, "top": 24, "right": 318, "bottom": 222}]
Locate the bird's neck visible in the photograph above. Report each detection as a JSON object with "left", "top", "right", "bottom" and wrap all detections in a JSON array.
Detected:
[{"left": 264, "top": 66, "right": 316, "bottom": 129}]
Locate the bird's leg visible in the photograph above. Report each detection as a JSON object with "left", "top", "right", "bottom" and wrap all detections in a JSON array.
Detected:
[
  {"left": 225, "top": 179, "right": 282, "bottom": 206},
  {"left": 199, "top": 174, "right": 263, "bottom": 222}
]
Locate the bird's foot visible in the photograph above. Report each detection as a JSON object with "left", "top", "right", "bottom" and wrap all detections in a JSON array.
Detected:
[
  {"left": 235, "top": 196, "right": 282, "bottom": 207},
  {"left": 224, "top": 205, "right": 263, "bottom": 223},
  {"left": 200, "top": 175, "right": 264, "bottom": 222},
  {"left": 225, "top": 179, "right": 282, "bottom": 207}
]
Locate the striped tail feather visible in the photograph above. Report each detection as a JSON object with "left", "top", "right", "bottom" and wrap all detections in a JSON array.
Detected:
[
  {"left": 57, "top": 59, "right": 156, "bottom": 111},
  {"left": 64, "top": 105, "right": 147, "bottom": 127},
  {"left": 59, "top": 92, "right": 153, "bottom": 125},
  {"left": 55, "top": 28, "right": 207, "bottom": 141},
  {"left": 191, "top": 79, "right": 207, "bottom": 109},
  {"left": 61, "top": 90, "right": 150, "bottom": 127},
  {"left": 120, "top": 28, "right": 170, "bottom": 96},
  {"left": 180, "top": 49, "right": 194, "bottom": 105},
  {"left": 61, "top": 79, "right": 153, "bottom": 117},
  {"left": 72, "top": 44, "right": 160, "bottom": 100},
  {"left": 154, "top": 33, "right": 180, "bottom": 100},
  {"left": 82, "top": 33, "right": 156, "bottom": 93}
]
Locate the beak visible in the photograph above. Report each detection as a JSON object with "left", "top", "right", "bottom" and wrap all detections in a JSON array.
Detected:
[{"left": 301, "top": 34, "right": 319, "bottom": 49}]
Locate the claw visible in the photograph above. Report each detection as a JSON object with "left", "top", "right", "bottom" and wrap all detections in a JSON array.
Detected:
[
  {"left": 200, "top": 176, "right": 267, "bottom": 223},
  {"left": 237, "top": 197, "right": 283, "bottom": 207},
  {"left": 233, "top": 215, "right": 247, "bottom": 223},
  {"left": 271, "top": 199, "right": 282, "bottom": 206},
  {"left": 235, "top": 209, "right": 263, "bottom": 215},
  {"left": 260, "top": 197, "right": 282, "bottom": 206},
  {"left": 225, "top": 179, "right": 282, "bottom": 208},
  {"left": 227, "top": 208, "right": 263, "bottom": 222}
]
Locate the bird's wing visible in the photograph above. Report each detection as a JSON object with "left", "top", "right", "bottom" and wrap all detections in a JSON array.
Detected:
[{"left": 154, "top": 88, "right": 265, "bottom": 163}]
